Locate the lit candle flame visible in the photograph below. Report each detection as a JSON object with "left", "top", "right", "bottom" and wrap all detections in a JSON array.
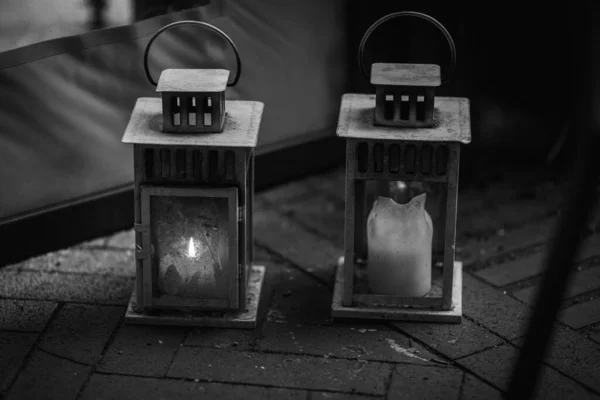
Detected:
[{"left": 187, "top": 237, "right": 196, "bottom": 258}]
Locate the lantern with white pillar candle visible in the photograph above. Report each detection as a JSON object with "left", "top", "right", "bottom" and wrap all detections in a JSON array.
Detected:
[{"left": 332, "top": 12, "right": 471, "bottom": 323}]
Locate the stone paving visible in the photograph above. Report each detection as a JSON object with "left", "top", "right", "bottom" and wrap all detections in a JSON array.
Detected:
[{"left": 1, "top": 165, "right": 600, "bottom": 399}]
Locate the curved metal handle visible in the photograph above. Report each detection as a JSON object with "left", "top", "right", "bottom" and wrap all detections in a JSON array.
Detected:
[
  {"left": 358, "top": 11, "right": 456, "bottom": 84},
  {"left": 143, "top": 20, "right": 242, "bottom": 87}
]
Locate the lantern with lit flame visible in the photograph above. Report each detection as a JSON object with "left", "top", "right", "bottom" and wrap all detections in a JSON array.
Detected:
[
  {"left": 331, "top": 12, "right": 471, "bottom": 323},
  {"left": 122, "top": 21, "right": 265, "bottom": 328}
]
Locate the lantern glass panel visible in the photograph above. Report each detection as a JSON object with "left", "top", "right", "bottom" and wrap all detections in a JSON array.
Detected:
[
  {"left": 150, "top": 195, "right": 233, "bottom": 300},
  {"left": 352, "top": 179, "right": 447, "bottom": 299}
]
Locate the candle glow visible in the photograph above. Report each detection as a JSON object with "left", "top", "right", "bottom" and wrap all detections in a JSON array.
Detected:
[{"left": 187, "top": 237, "right": 196, "bottom": 258}]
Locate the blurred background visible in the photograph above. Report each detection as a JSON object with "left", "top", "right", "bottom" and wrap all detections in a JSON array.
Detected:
[
  {"left": 0, "top": 0, "right": 575, "bottom": 161},
  {"left": 0, "top": 0, "right": 587, "bottom": 264},
  {"left": 0, "top": 0, "right": 131, "bottom": 52}
]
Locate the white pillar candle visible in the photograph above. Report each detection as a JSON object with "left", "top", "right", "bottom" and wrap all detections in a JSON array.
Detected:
[{"left": 367, "top": 193, "right": 433, "bottom": 297}]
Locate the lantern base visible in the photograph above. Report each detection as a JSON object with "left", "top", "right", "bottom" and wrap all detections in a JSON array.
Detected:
[
  {"left": 331, "top": 259, "right": 462, "bottom": 323},
  {"left": 124, "top": 265, "right": 266, "bottom": 329}
]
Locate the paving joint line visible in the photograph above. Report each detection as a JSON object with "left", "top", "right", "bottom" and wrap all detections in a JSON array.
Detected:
[
  {"left": 36, "top": 346, "right": 94, "bottom": 367},
  {"left": 473, "top": 341, "right": 600, "bottom": 396},
  {"left": 453, "top": 342, "right": 509, "bottom": 362},
  {"left": 164, "top": 329, "right": 192, "bottom": 378},
  {"left": 180, "top": 343, "right": 447, "bottom": 368},
  {"left": 386, "top": 321, "right": 509, "bottom": 394},
  {"left": 456, "top": 371, "right": 467, "bottom": 400},
  {"left": 385, "top": 322, "right": 455, "bottom": 364},
  {"left": 460, "top": 313, "right": 519, "bottom": 345},
  {"left": 75, "top": 308, "right": 127, "bottom": 399},
  {"left": 0, "top": 302, "right": 65, "bottom": 397},
  {"left": 383, "top": 364, "right": 395, "bottom": 400},
  {"left": 92, "top": 370, "right": 382, "bottom": 397}
]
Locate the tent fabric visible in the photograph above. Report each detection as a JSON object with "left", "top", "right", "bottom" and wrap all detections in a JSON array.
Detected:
[{"left": 0, "top": 1, "right": 347, "bottom": 220}]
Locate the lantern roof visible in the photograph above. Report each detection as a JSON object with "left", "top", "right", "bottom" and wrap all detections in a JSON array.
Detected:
[
  {"left": 370, "top": 63, "right": 441, "bottom": 87},
  {"left": 336, "top": 93, "right": 471, "bottom": 143},
  {"left": 121, "top": 98, "right": 263, "bottom": 148},
  {"left": 156, "top": 68, "right": 230, "bottom": 93}
]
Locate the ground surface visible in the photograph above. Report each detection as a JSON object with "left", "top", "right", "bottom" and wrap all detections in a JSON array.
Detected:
[
  {"left": 2, "top": 2, "right": 600, "bottom": 399},
  {"left": 1, "top": 165, "right": 600, "bottom": 399}
]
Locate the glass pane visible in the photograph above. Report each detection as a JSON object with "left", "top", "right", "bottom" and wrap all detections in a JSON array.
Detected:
[
  {"left": 150, "top": 195, "right": 232, "bottom": 300},
  {"left": 353, "top": 179, "right": 446, "bottom": 298}
]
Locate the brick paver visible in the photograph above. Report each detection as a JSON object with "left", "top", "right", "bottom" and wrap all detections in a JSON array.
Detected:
[
  {"left": 458, "top": 217, "right": 557, "bottom": 267},
  {"left": 591, "top": 331, "right": 600, "bottom": 345},
  {"left": 257, "top": 179, "right": 315, "bottom": 205},
  {"left": 457, "top": 172, "right": 555, "bottom": 214},
  {"left": 559, "top": 297, "right": 600, "bottom": 329},
  {"left": 80, "top": 374, "right": 307, "bottom": 400},
  {"left": 256, "top": 322, "right": 441, "bottom": 364},
  {"left": 6, "top": 349, "right": 92, "bottom": 400},
  {"left": 388, "top": 364, "right": 463, "bottom": 400},
  {"left": 98, "top": 325, "right": 187, "bottom": 377},
  {"left": 513, "top": 265, "right": 600, "bottom": 304},
  {"left": 0, "top": 332, "right": 37, "bottom": 392},
  {"left": 457, "top": 344, "right": 597, "bottom": 399},
  {"left": 393, "top": 318, "right": 503, "bottom": 360},
  {"left": 254, "top": 209, "right": 341, "bottom": 284},
  {"left": 457, "top": 192, "right": 561, "bottom": 239},
  {"left": 38, "top": 304, "right": 123, "bottom": 365},
  {"left": 0, "top": 299, "right": 57, "bottom": 331},
  {"left": 512, "top": 325, "right": 600, "bottom": 393},
  {"left": 266, "top": 264, "right": 333, "bottom": 325},
  {"left": 168, "top": 347, "right": 392, "bottom": 396},
  {"left": 276, "top": 193, "right": 346, "bottom": 248},
  {"left": 573, "top": 235, "right": 600, "bottom": 261},
  {"left": 462, "top": 274, "right": 530, "bottom": 340},
  {"left": 184, "top": 327, "right": 257, "bottom": 350},
  {"left": 461, "top": 373, "right": 503, "bottom": 400},
  {"left": 475, "top": 252, "right": 545, "bottom": 287},
  {"left": 3, "top": 165, "right": 600, "bottom": 398},
  {"left": 304, "top": 167, "right": 346, "bottom": 201}
]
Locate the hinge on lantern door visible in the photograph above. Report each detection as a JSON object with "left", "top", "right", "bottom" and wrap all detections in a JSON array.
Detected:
[
  {"left": 134, "top": 223, "right": 149, "bottom": 233},
  {"left": 238, "top": 206, "right": 245, "bottom": 222},
  {"left": 133, "top": 223, "right": 149, "bottom": 260}
]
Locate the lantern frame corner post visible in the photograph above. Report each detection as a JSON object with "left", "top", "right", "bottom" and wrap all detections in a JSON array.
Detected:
[
  {"left": 342, "top": 139, "right": 358, "bottom": 306},
  {"left": 442, "top": 143, "right": 460, "bottom": 309},
  {"left": 133, "top": 143, "right": 146, "bottom": 311},
  {"left": 246, "top": 148, "right": 256, "bottom": 279}
]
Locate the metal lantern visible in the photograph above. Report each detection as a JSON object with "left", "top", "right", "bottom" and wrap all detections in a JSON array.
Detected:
[
  {"left": 331, "top": 12, "right": 471, "bottom": 323},
  {"left": 122, "top": 21, "right": 265, "bottom": 328}
]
